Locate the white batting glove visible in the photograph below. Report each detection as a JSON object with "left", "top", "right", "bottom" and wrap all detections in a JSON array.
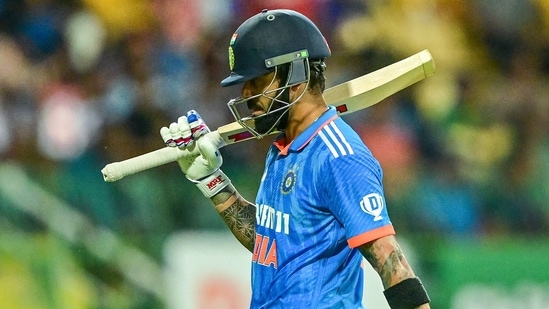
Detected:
[{"left": 160, "top": 110, "right": 231, "bottom": 198}]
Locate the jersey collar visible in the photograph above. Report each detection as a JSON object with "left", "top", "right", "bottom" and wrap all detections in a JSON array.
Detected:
[{"left": 273, "top": 106, "right": 339, "bottom": 155}]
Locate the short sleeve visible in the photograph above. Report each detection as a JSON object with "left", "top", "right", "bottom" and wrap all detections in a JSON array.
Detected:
[{"left": 321, "top": 147, "right": 395, "bottom": 248}]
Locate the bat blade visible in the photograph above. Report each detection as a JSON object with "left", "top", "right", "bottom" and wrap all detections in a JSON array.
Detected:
[{"left": 102, "top": 50, "right": 435, "bottom": 182}]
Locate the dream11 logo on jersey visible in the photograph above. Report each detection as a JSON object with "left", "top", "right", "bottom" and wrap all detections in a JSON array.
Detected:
[{"left": 360, "top": 193, "right": 384, "bottom": 221}]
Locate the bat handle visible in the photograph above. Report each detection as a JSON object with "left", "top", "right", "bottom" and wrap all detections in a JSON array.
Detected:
[{"left": 101, "top": 131, "right": 226, "bottom": 182}]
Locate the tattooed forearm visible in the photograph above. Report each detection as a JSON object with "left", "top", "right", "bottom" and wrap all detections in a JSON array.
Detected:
[
  {"left": 220, "top": 200, "right": 256, "bottom": 252},
  {"left": 359, "top": 235, "right": 415, "bottom": 288},
  {"left": 378, "top": 246, "right": 414, "bottom": 287},
  {"left": 211, "top": 186, "right": 256, "bottom": 252}
]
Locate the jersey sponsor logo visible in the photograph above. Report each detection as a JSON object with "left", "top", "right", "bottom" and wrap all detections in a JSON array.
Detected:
[
  {"left": 253, "top": 233, "right": 278, "bottom": 268},
  {"left": 360, "top": 193, "right": 384, "bottom": 221},
  {"left": 280, "top": 169, "right": 296, "bottom": 194},
  {"left": 318, "top": 122, "right": 354, "bottom": 158},
  {"left": 256, "top": 204, "right": 290, "bottom": 235}
]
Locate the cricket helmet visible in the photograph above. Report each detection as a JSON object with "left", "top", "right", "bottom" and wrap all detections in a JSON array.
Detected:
[{"left": 220, "top": 9, "right": 331, "bottom": 87}]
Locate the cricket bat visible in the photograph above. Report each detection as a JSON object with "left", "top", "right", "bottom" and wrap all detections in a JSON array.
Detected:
[{"left": 102, "top": 49, "right": 435, "bottom": 182}]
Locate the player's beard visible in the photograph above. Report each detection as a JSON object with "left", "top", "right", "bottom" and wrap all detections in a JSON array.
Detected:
[
  {"left": 253, "top": 88, "right": 290, "bottom": 135},
  {"left": 253, "top": 101, "right": 289, "bottom": 134}
]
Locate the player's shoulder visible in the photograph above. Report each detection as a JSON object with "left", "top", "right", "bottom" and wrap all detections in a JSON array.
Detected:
[
  {"left": 314, "top": 117, "right": 369, "bottom": 159},
  {"left": 314, "top": 118, "right": 383, "bottom": 173},
  {"left": 311, "top": 118, "right": 383, "bottom": 184}
]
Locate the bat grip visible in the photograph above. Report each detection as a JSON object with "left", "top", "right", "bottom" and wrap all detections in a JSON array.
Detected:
[{"left": 101, "top": 131, "right": 226, "bottom": 182}]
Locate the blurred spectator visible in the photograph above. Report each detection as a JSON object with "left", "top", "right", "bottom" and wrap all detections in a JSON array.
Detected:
[{"left": 37, "top": 83, "right": 101, "bottom": 161}]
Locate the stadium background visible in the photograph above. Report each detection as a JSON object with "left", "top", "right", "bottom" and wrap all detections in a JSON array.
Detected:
[{"left": 0, "top": 0, "right": 548, "bottom": 308}]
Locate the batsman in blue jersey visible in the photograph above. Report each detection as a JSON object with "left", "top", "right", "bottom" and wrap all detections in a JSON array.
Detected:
[{"left": 160, "top": 9, "right": 431, "bottom": 309}]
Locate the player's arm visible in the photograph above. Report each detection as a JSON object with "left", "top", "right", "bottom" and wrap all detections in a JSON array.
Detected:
[
  {"left": 210, "top": 186, "right": 256, "bottom": 252},
  {"left": 358, "top": 235, "right": 431, "bottom": 309}
]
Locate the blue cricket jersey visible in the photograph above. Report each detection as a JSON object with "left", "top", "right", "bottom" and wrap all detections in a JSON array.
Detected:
[{"left": 250, "top": 106, "right": 395, "bottom": 308}]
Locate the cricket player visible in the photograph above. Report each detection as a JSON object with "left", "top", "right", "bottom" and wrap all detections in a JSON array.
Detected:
[{"left": 161, "top": 9, "right": 431, "bottom": 309}]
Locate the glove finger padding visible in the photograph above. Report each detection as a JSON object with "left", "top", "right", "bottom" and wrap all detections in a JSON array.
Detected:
[
  {"left": 160, "top": 110, "right": 231, "bottom": 197},
  {"left": 187, "top": 110, "right": 210, "bottom": 138},
  {"left": 176, "top": 116, "right": 193, "bottom": 147},
  {"left": 171, "top": 123, "right": 223, "bottom": 181},
  {"left": 160, "top": 126, "right": 174, "bottom": 146},
  {"left": 160, "top": 120, "right": 193, "bottom": 148}
]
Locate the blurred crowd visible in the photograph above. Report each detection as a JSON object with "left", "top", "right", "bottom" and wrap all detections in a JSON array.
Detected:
[{"left": 1, "top": 0, "right": 549, "bottom": 305}]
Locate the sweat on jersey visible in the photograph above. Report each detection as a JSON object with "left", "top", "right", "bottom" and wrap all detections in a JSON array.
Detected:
[{"left": 250, "top": 106, "right": 395, "bottom": 309}]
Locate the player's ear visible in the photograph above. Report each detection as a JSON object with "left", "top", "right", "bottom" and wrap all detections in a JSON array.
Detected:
[{"left": 289, "top": 82, "right": 306, "bottom": 100}]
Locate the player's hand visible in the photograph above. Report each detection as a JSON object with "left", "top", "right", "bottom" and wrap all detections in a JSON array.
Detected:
[
  {"left": 161, "top": 110, "right": 210, "bottom": 148},
  {"left": 160, "top": 110, "right": 219, "bottom": 180},
  {"left": 160, "top": 110, "right": 230, "bottom": 197}
]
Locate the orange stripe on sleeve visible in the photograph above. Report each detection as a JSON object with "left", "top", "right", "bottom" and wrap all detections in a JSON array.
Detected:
[{"left": 347, "top": 225, "right": 396, "bottom": 248}]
